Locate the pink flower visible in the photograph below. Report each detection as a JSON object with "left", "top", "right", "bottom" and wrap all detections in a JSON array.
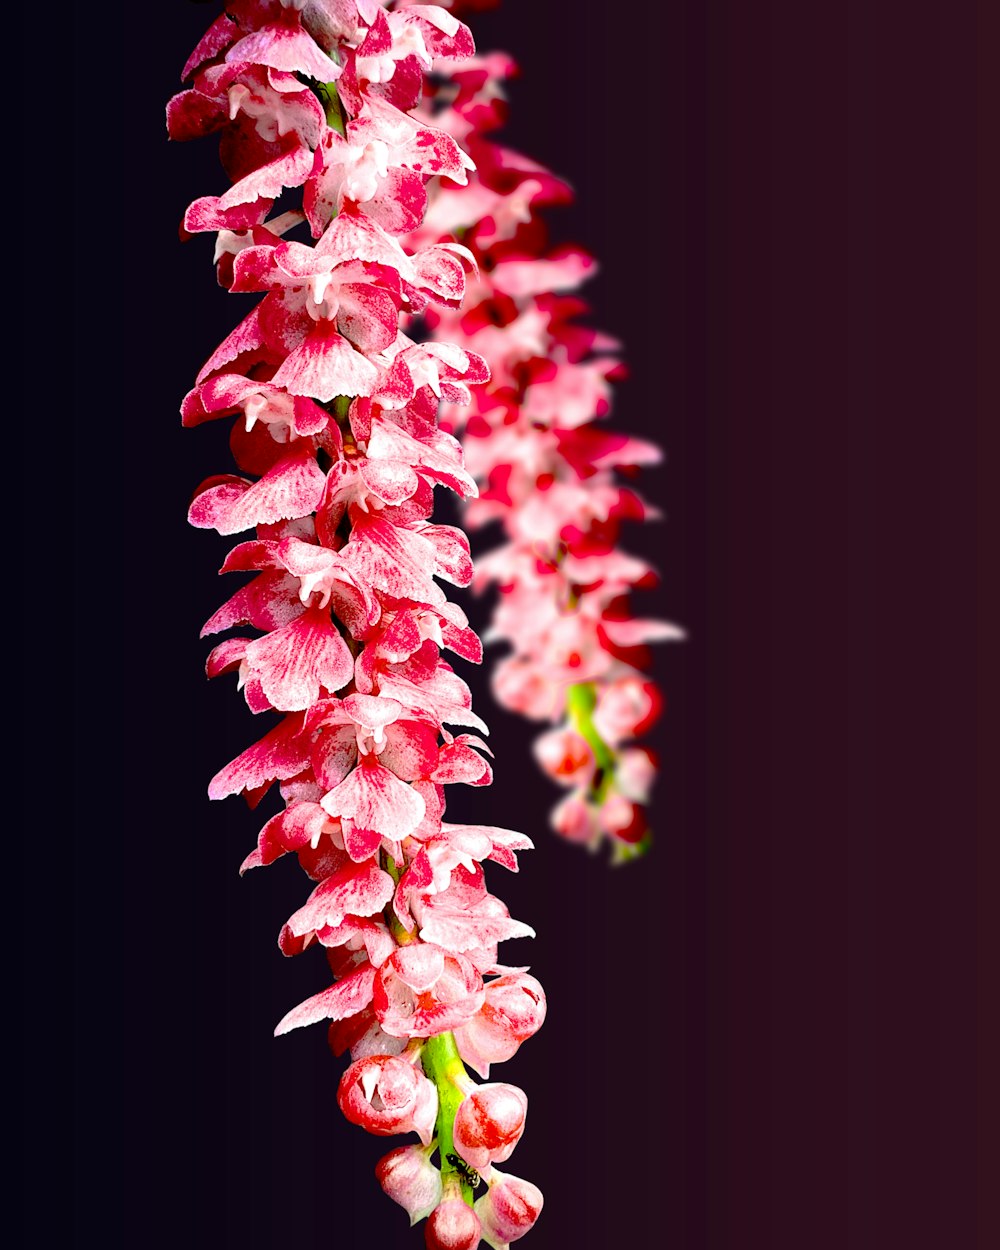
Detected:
[
  {"left": 306, "top": 95, "right": 474, "bottom": 236},
  {"left": 373, "top": 946, "right": 485, "bottom": 1038},
  {"left": 338, "top": 1055, "right": 438, "bottom": 1144}
]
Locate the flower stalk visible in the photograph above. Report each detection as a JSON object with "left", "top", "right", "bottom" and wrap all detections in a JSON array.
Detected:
[
  {"left": 566, "top": 682, "right": 617, "bottom": 799},
  {"left": 422, "top": 1032, "right": 476, "bottom": 1205}
]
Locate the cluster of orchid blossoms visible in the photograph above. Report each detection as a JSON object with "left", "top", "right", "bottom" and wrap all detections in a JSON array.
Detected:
[
  {"left": 168, "top": 3, "right": 546, "bottom": 1246},
  {"left": 396, "top": 46, "right": 682, "bottom": 860}
]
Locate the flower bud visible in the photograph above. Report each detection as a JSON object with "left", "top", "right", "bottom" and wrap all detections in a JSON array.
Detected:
[
  {"left": 492, "top": 659, "right": 562, "bottom": 720},
  {"left": 376, "top": 1145, "right": 442, "bottom": 1226},
  {"left": 425, "top": 1199, "right": 482, "bottom": 1250},
  {"left": 337, "top": 1054, "right": 438, "bottom": 1144},
  {"left": 452, "top": 1083, "right": 528, "bottom": 1171},
  {"left": 550, "top": 791, "right": 598, "bottom": 844},
  {"left": 614, "top": 747, "right": 656, "bottom": 803},
  {"left": 475, "top": 1171, "right": 544, "bottom": 1248},
  {"left": 599, "top": 793, "right": 646, "bottom": 844},
  {"left": 592, "top": 677, "right": 661, "bottom": 746},
  {"left": 532, "top": 727, "right": 593, "bottom": 786},
  {"left": 454, "top": 974, "right": 547, "bottom": 1077}
]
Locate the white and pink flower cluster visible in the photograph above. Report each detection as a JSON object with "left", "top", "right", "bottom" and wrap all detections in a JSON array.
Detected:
[
  {"left": 169, "top": 3, "right": 544, "bottom": 1245},
  {"left": 399, "top": 44, "right": 683, "bottom": 858}
]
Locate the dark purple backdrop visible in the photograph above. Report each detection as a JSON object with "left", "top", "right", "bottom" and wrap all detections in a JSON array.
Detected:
[{"left": 46, "top": 2, "right": 998, "bottom": 1248}]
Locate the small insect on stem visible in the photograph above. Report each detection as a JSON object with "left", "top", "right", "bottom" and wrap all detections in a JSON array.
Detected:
[{"left": 446, "top": 1153, "right": 482, "bottom": 1190}]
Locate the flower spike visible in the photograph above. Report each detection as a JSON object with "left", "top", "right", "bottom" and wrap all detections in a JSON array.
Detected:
[{"left": 168, "top": 1, "right": 545, "bottom": 1240}]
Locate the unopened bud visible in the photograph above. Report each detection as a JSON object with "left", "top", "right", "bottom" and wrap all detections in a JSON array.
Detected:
[
  {"left": 454, "top": 974, "right": 547, "bottom": 1077},
  {"left": 614, "top": 747, "right": 656, "bottom": 802},
  {"left": 550, "top": 791, "right": 598, "bottom": 844},
  {"left": 475, "top": 1171, "right": 544, "bottom": 1248},
  {"left": 377, "top": 1145, "right": 442, "bottom": 1226},
  {"left": 592, "top": 677, "right": 661, "bottom": 746},
  {"left": 425, "top": 1199, "right": 482, "bottom": 1250},
  {"left": 453, "top": 1083, "right": 528, "bottom": 1171},
  {"left": 599, "top": 793, "right": 646, "bottom": 844},
  {"left": 532, "top": 727, "right": 593, "bottom": 786}
]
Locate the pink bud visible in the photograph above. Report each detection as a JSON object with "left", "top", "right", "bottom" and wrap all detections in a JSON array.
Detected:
[
  {"left": 337, "top": 1054, "right": 438, "bottom": 1144},
  {"left": 454, "top": 974, "right": 547, "bottom": 1077},
  {"left": 532, "top": 727, "right": 593, "bottom": 786},
  {"left": 452, "top": 1083, "right": 528, "bottom": 1171},
  {"left": 550, "top": 791, "right": 598, "bottom": 844},
  {"left": 484, "top": 974, "right": 546, "bottom": 1043},
  {"left": 425, "top": 1199, "right": 482, "bottom": 1250},
  {"left": 614, "top": 746, "right": 657, "bottom": 803},
  {"left": 592, "top": 677, "right": 661, "bottom": 746},
  {"left": 492, "top": 660, "right": 562, "bottom": 720},
  {"left": 376, "top": 1145, "right": 443, "bottom": 1226},
  {"left": 599, "top": 793, "right": 646, "bottom": 844},
  {"left": 475, "top": 1172, "right": 544, "bottom": 1247}
]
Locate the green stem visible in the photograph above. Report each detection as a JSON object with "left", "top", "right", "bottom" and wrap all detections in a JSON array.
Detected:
[
  {"left": 380, "top": 850, "right": 414, "bottom": 946},
  {"left": 421, "top": 1033, "right": 474, "bottom": 1206},
  {"left": 566, "top": 682, "right": 616, "bottom": 802},
  {"left": 568, "top": 683, "right": 653, "bottom": 858},
  {"left": 319, "top": 79, "right": 346, "bottom": 136},
  {"left": 611, "top": 834, "right": 651, "bottom": 864}
]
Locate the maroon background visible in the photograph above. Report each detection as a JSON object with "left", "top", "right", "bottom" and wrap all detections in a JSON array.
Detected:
[{"left": 32, "top": 1, "right": 998, "bottom": 1247}]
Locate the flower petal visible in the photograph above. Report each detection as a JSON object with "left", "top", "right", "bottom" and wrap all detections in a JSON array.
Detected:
[
  {"left": 321, "top": 760, "right": 426, "bottom": 842},
  {"left": 274, "top": 962, "right": 377, "bottom": 1036},
  {"left": 244, "top": 608, "right": 354, "bottom": 711}
]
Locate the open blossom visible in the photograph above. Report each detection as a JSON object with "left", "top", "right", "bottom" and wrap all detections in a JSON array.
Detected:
[
  {"left": 338, "top": 1054, "right": 439, "bottom": 1141},
  {"left": 169, "top": 0, "right": 544, "bottom": 1241},
  {"left": 401, "top": 47, "right": 682, "bottom": 858}
]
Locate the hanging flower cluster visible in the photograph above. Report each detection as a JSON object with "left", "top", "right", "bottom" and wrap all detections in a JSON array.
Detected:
[
  {"left": 400, "top": 45, "right": 682, "bottom": 859},
  {"left": 168, "top": 3, "right": 545, "bottom": 1245}
]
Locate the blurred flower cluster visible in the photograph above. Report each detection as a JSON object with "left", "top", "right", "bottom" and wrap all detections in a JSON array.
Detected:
[{"left": 402, "top": 37, "right": 682, "bottom": 859}]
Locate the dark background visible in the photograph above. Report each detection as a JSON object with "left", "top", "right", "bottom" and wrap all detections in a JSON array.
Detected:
[{"left": 42, "top": 1, "right": 998, "bottom": 1247}]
